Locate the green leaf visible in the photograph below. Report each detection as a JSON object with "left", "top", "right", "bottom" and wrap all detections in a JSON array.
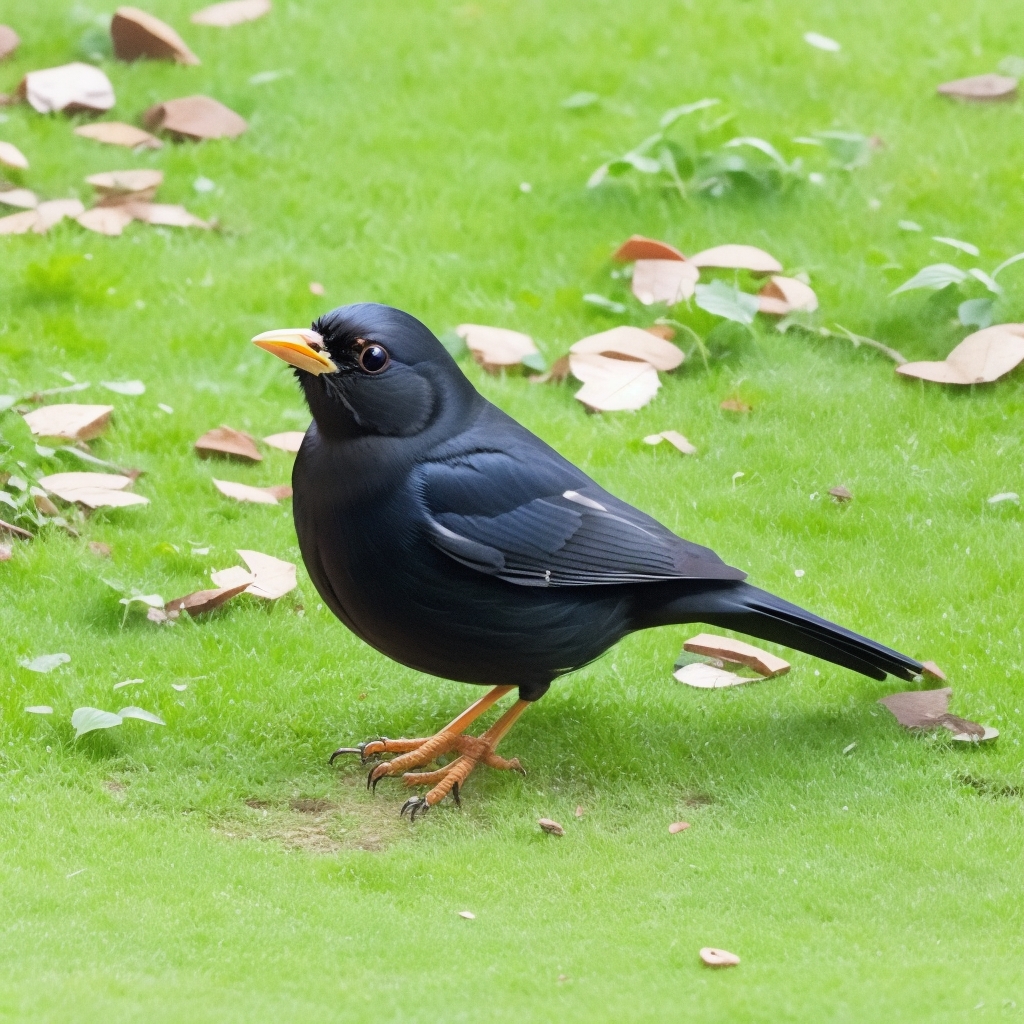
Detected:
[
  {"left": 933, "top": 236, "right": 979, "bottom": 257},
  {"left": 815, "top": 131, "right": 871, "bottom": 169},
  {"left": 582, "top": 293, "right": 626, "bottom": 315},
  {"left": 898, "top": 220, "right": 923, "bottom": 232},
  {"left": 968, "top": 268, "right": 1002, "bottom": 295},
  {"left": 520, "top": 352, "right": 548, "bottom": 373},
  {"left": 119, "top": 594, "right": 165, "bottom": 611},
  {"left": 72, "top": 707, "right": 123, "bottom": 739},
  {"left": 117, "top": 707, "right": 166, "bottom": 726},
  {"left": 0, "top": 396, "right": 14, "bottom": 413},
  {"left": 659, "top": 98, "right": 720, "bottom": 129},
  {"left": 958, "top": 298, "right": 995, "bottom": 329},
  {"left": 991, "top": 251, "right": 1024, "bottom": 279},
  {"left": 997, "top": 56, "right": 1024, "bottom": 78},
  {"left": 724, "top": 136, "right": 790, "bottom": 170},
  {"left": 561, "top": 91, "right": 600, "bottom": 110},
  {"left": 19, "top": 653, "right": 71, "bottom": 673},
  {"left": 25, "top": 706, "right": 53, "bottom": 715},
  {"left": 890, "top": 264, "right": 967, "bottom": 296},
  {"left": 694, "top": 281, "right": 760, "bottom": 324},
  {"left": 438, "top": 330, "right": 467, "bottom": 359},
  {"left": 586, "top": 163, "right": 610, "bottom": 188},
  {"left": 100, "top": 380, "right": 146, "bottom": 396}
]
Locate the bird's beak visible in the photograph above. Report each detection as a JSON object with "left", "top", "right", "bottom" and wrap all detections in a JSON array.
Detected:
[{"left": 251, "top": 328, "right": 338, "bottom": 375}]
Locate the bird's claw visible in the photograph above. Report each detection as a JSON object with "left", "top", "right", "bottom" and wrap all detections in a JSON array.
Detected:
[
  {"left": 329, "top": 738, "right": 384, "bottom": 765},
  {"left": 401, "top": 795, "right": 430, "bottom": 821}
]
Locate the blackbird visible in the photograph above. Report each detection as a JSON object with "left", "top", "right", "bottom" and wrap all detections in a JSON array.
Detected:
[{"left": 254, "top": 303, "right": 923, "bottom": 817}]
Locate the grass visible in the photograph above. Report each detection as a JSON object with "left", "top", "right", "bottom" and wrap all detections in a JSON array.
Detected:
[{"left": 2, "top": 0, "right": 1024, "bottom": 1020}]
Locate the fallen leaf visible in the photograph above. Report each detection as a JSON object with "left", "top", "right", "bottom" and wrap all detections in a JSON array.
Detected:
[
  {"left": 569, "top": 325, "right": 684, "bottom": 371},
  {"left": 828, "top": 485, "right": 853, "bottom": 502},
  {"left": 74, "top": 121, "right": 163, "bottom": 149},
  {"left": 34, "top": 199, "right": 86, "bottom": 234},
  {"left": 570, "top": 353, "right": 661, "bottom": 412},
  {"left": 456, "top": 324, "right": 539, "bottom": 371},
  {"left": 684, "top": 633, "right": 791, "bottom": 677},
  {"left": 632, "top": 258, "right": 700, "bottom": 305},
  {"left": 117, "top": 706, "right": 165, "bottom": 725},
  {"left": 674, "top": 662, "right": 752, "bottom": 688},
  {"left": 0, "top": 25, "right": 19, "bottom": 61},
  {"left": 949, "top": 726, "right": 998, "bottom": 743},
  {"left": 896, "top": 324, "right": 1024, "bottom": 384},
  {"left": 20, "top": 653, "right": 71, "bottom": 673},
  {"left": 18, "top": 63, "right": 116, "bottom": 114},
  {"left": 25, "top": 705, "right": 53, "bottom": 714},
  {"left": 758, "top": 276, "right": 818, "bottom": 315},
  {"left": 212, "top": 478, "right": 289, "bottom": 504},
  {"left": 212, "top": 549, "right": 296, "bottom": 600},
  {"left": 88, "top": 541, "right": 112, "bottom": 557},
  {"left": 309, "top": 281, "right": 325, "bottom": 295},
  {"left": 987, "top": 492, "right": 1019, "bottom": 505},
  {"left": 575, "top": 805, "right": 584, "bottom": 818},
  {"left": 110, "top": 7, "right": 200, "bottom": 65},
  {"left": 644, "top": 430, "right": 696, "bottom": 455},
  {"left": 86, "top": 168, "right": 164, "bottom": 205},
  {"left": 72, "top": 707, "right": 123, "bottom": 737},
  {"left": 31, "top": 488, "right": 60, "bottom": 516},
  {"left": 612, "top": 235, "right": 687, "bottom": 262},
  {"left": 144, "top": 95, "right": 248, "bottom": 140},
  {"left": 77, "top": 206, "right": 134, "bottom": 236},
  {"left": 0, "top": 543, "right": 11, "bottom": 561},
  {"left": 700, "top": 947, "right": 740, "bottom": 967},
  {"left": 100, "top": 380, "right": 145, "bottom": 396},
  {"left": 668, "top": 821, "right": 690, "bottom": 834},
  {"left": 209, "top": 565, "right": 255, "bottom": 590},
  {"left": 165, "top": 581, "right": 251, "bottom": 616},
  {"left": 937, "top": 74, "right": 1017, "bottom": 101},
  {"left": 720, "top": 398, "right": 752, "bottom": 412},
  {"left": 0, "top": 518, "right": 33, "bottom": 539},
  {"left": 191, "top": 0, "right": 272, "bottom": 27},
  {"left": 878, "top": 687, "right": 986, "bottom": 738},
  {"left": 695, "top": 280, "right": 761, "bottom": 324},
  {"left": 126, "top": 202, "right": 210, "bottom": 228},
  {"left": 646, "top": 324, "right": 675, "bottom": 340},
  {"left": 263, "top": 431, "right": 305, "bottom": 453},
  {"left": 23, "top": 404, "right": 113, "bottom": 441},
  {"left": 0, "top": 210, "right": 38, "bottom": 234},
  {"left": 0, "top": 187, "right": 38, "bottom": 209},
  {"left": 538, "top": 818, "right": 564, "bottom": 836},
  {"left": 0, "top": 140, "right": 28, "bottom": 170},
  {"left": 39, "top": 471, "right": 148, "bottom": 509},
  {"left": 691, "top": 244, "right": 782, "bottom": 274},
  {"left": 458, "top": 911, "right": 475, "bottom": 920},
  {"left": 195, "top": 426, "right": 262, "bottom": 462}
]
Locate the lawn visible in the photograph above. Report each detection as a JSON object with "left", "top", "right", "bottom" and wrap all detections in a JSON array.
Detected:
[{"left": 2, "top": 0, "right": 1024, "bottom": 1021}]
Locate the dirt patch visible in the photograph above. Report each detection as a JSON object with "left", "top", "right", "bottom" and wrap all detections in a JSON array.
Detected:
[
  {"left": 958, "top": 774, "right": 1022, "bottom": 799},
  {"left": 289, "top": 797, "right": 336, "bottom": 814},
  {"left": 685, "top": 793, "right": 715, "bottom": 807}
]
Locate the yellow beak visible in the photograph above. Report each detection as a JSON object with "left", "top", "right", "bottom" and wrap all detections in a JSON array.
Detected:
[{"left": 251, "top": 328, "right": 338, "bottom": 376}]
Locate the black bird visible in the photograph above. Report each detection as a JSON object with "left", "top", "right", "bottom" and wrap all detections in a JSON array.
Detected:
[{"left": 254, "top": 303, "right": 923, "bottom": 817}]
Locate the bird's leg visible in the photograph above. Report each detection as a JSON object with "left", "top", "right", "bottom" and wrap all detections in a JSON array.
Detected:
[{"left": 400, "top": 699, "right": 529, "bottom": 819}]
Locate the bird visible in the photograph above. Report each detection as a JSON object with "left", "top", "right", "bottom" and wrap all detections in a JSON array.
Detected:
[{"left": 253, "top": 303, "right": 924, "bottom": 818}]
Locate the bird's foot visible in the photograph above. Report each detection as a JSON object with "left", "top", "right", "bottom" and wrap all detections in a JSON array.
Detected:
[{"left": 328, "top": 737, "right": 429, "bottom": 766}]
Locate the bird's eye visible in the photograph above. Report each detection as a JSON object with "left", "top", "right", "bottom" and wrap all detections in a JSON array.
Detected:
[{"left": 358, "top": 344, "right": 390, "bottom": 374}]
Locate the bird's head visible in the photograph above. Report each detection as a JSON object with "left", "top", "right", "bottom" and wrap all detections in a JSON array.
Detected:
[{"left": 253, "top": 303, "right": 475, "bottom": 439}]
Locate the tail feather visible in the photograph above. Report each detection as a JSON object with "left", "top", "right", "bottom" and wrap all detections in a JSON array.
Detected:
[{"left": 651, "top": 582, "right": 923, "bottom": 682}]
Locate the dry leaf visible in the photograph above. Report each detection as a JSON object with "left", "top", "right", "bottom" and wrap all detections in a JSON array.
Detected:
[
  {"left": 458, "top": 911, "right": 475, "bottom": 920},
  {"left": 212, "top": 549, "right": 296, "bottom": 599},
  {"left": 574, "top": 805, "right": 584, "bottom": 818},
  {"left": 195, "top": 426, "right": 262, "bottom": 462},
  {"left": 165, "top": 581, "right": 250, "bottom": 616},
  {"left": 455, "top": 324, "right": 539, "bottom": 371},
  {"left": 309, "top": 281, "right": 325, "bottom": 296},
  {"left": 950, "top": 726, "right": 998, "bottom": 743},
  {"left": 22, "top": 404, "right": 113, "bottom": 440},
  {"left": 674, "top": 662, "right": 752, "bottom": 688},
  {"left": 88, "top": 541, "right": 112, "bottom": 557},
  {"left": 0, "top": 188, "right": 39, "bottom": 209},
  {"left": 570, "top": 326, "right": 684, "bottom": 371},
  {"left": 684, "top": 633, "right": 790, "bottom": 677},
  {"left": 896, "top": 324, "right": 1024, "bottom": 385},
  {"left": 758, "top": 276, "right": 818, "bottom": 315},
  {"left": 74, "top": 122, "right": 163, "bottom": 149},
  {"left": 39, "top": 471, "right": 148, "bottom": 509},
  {"left": 644, "top": 430, "right": 696, "bottom": 455},
  {"left": 645, "top": 324, "right": 676, "bottom": 340},
  {"left": 212, "top": 478, "right": 290, "bottom": 504},
  {"left": 877, "top": 687, "right": 986, "bottom": 739},
  {"left": 0, "top": 141, "right": 28, "bottom": 170},
  {"left": 921, "top": 660, "right": 946, "bottom": 682},
  {"left": 34, "top": 199, "right": 87, "bottom": 234},
  {"left": 720, "top": 398, "right": 752, "bottom": 413},
  {"left": 538, "top": 818, "right": 564, "bottom": 836},
  {"left": 31, "top": 488, "right": 60, "bottom": 516},
  {"left": 700, "top": 948, "right": 740, "bottom": 968},
  {"left": 126, "top": 202, "right": 209, "bottom": 228},
  {"left": 263, "top": 431, "right": 305, "bottom": 453},
  {"left": 0, "top": 518, "right": 33, "bottom": 540},
  {"left": 828, "top": 485, "right": 853, "bottom": 502},
  {"left": 668, "top": 821, "right": 690, "bottom": 834},
  {"left": 209, "top": 564, "right": 254, "bottom": 591},
  {"left": 612, "top": 235, "right": 686, "bottom": 262},
  {"left": 77, "top": 206, "right": 134, "bottom": 236},
  {"left": 0, "top": 543, "right": 11, "bottom": 562},
  {"left": 570, "top": 353, "right": 661, "bottom": 413},
  {"left": 0, "top": 25, "right": 19, "bottom": 61},
  {"left": 632, "top": 258, "right": 700, "bottom": 305},
  {"left": 86, "top": 168, "right": 163, "bottom": 206},
  {"left": 18, "top": 63, "right": 116, "bottom": 114},
  {"left": 0, "top": 210, "right": 38, "bottom": 235},
  {"left": 937, "top": 74, "right": 1017, "bottom": 101},
  {"left": 191, "top": 0, "right": 271, "bottom": 27},
  {"left": 691, "top": 244, "right": 782, "bottom": 274},
  {"left": 111, "top": 7, "right": 200, "bottom": 65},
  {"left": 144, "top": 95, "right": 248, "bottom": 140}
]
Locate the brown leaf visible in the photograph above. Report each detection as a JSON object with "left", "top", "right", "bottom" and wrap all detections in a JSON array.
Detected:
[
  {"left": 309, "top": 281, "right": 325, "bottom": 296},
  {"left": 212, "top": 549, "right": 296, "bottom": 599},
  {"left": 644, "top": 430, "right": 696, "bottom": 455},
  {"left": 612, "top": 235, "right": 686, "bottom": 262},
  {"left": 574, "top": 805, "right": 584, "bottom": 818},
  {"left": 144, "top": 95, "right": 248, "bottom": 140},
  {"left": 668, "top": 821, "right": 690, "bottom": 834},
  {"left": 22, "top": 404, "right": 113, "bottom": 440},
  {"left": 570, "top": 353, "right": 661, "bottom": 413},
  {"left": 165, "top": 581, "right": 251, "bottom": 616},
  {"left": 38, "top": 471, "right": 148, "bottom": 509},
  {"left": 691, "top": 244, "right": 782, "bottom": 274},
  {"left": 538, "top": 818, "right": 564, "bottom": 836},
  {"left": 263, "top": 431, "right": 305, "bottom": 453},
  {"left": 212, "top": 478, "right": 287, "bottom": 504},
  {"left": 87, "top": 168, "right": 163, "bottom": 206},
  {"left": 921, "top": 660, "right": 946, "bottom": 682},
  {"left": 720, "top": 398, "right": 752, "bottom": 413},
  {"left": 937, "top": 74, "right": 1017, "bottom": 101},
  {"left": 0, "top": 25, "right": 20, "bottom": 61},
  {"left": 0, "top": 209, "right": 38, "bottom": 234},
  {"left": 0, "top": 140, "right": 28, "bottom": 170},
  {"left": 74, "top": 122, "right": 163, "bottom": 149},
  {"left": 570, "top": 325, "right": 684, "bottom": 371},
  {"left": 0, "top": 188, "right": 39, "bottom": 209},
  {"left": 111, "top": 7, "right": 200, "bottom": 65},
  {"left": 632, "top": 258, "right": 700, "bottom": 306},
  {"left": 878, "top": 687, "right": 951, "bottom": 728},
  {"left": 758, "top": 275, "right": 818, "bottom": 315},
  {"left": 126, "top": 202, "right": 209, "bottom": 228},
  {"left": 528, "top": 355, "right": 571, "bottom": 384},
  {"left": 949, "top": 725, "right": 999, "bottom": 743},
  {"left": 191, "top": 0, "right": 272, "bottom": 27},
  {"left": 700, "top": 947, "right": 740, "bottom": 968},
  {"left": 896, "top": 324, "right": 1024, "bottom": 385},
  {"left": 0, "top": 518, "right": 33, "bottom": 540},
  {"left": 18, "top": 63, "right": 116, "bottom": 114},
  {"left": 77, "top": 206, "right": 134, "bottom": 236},
  {"left": 828, "top": 485, "right": 853, "bottom": 502},
  {"left": 673, "top": 662, "right": 752, "bottom": 688},
  {"left": 0, "top": 543, "right": 11, "bottom": 562},
  {"left": 455, "top": 324, "right": 539, "bottom": 371},
  {"left": 645, "top": 324, "right": 675, "bottom": 340},
  {"left": 684, "top": 633, "right": 791, "bottom": 677},
  {"left": 195, "top": 426, "right": 262, "bottom": 462},
  {"left": 31, "top": 488, "right": 60, "bottom": 516},
  {"left": 34, "top": 199, "right": 87, "bottom": 234},
  {"left": 88, "top": 541, "right": 112, "bottom": 558}
]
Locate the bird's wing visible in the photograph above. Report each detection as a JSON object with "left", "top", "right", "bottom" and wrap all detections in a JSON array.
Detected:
[{"left": 414, "top": 449, "right": 745, "bottom": 587}]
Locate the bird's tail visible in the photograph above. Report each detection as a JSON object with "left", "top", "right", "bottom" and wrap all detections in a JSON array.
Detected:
[{"left": 650, "top": 582, "right": 922, "bottom": 682}]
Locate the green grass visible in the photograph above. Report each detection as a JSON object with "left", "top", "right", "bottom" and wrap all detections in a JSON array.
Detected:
[{"left": 2, "top": 0, "right": 1024, "bottom": 1020}]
